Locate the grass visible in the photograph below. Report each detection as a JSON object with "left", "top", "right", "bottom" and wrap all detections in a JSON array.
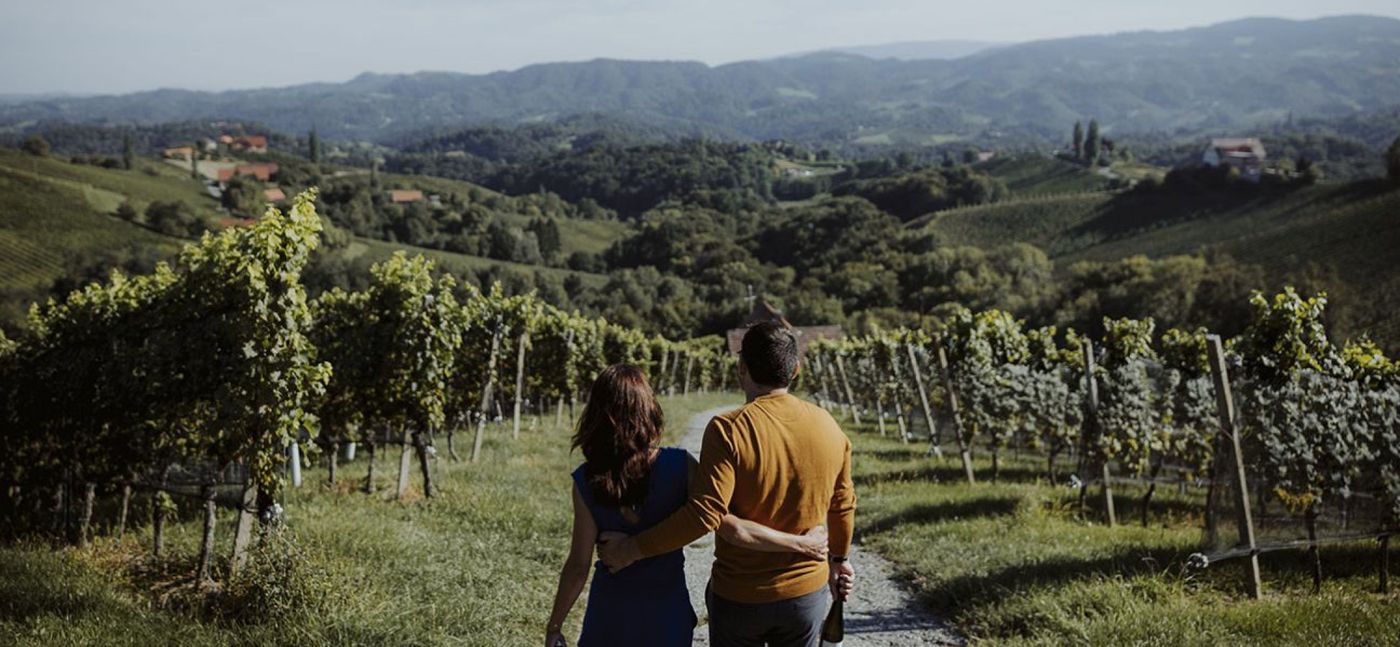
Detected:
[
  {"left": 5, "top": 393, "right": 1398, "bottom": 645},
  {"left": 0, "top": 392, "right": 736, "bottom": 647},
  {"left": 978, "top": 155, "right": 1113, "bottom": 196},
  {"left": 844, "top": 421, "right": 1400, "bottom": 645},
  {"left": 0, "top": 157, "right": 179, "bottom": 322}
]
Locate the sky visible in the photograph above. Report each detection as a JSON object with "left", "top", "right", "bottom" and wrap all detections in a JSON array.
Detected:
[{"left": 2, "top": 0, "right": 1399, "bottom": 95}]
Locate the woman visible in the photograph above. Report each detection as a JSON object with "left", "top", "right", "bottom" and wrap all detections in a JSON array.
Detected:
[{"left": 545, "top": 364, "right": 828, "bottom": 647}]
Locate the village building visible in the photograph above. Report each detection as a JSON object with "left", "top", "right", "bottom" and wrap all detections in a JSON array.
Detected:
[
  {"left": 263, "top": 187, "right": 287, "bottom": 203},
  {"left": 162, "top": 146, "right": 195, "bottom": 160},
  {"left": 389, "top": 189, "right": 426, "bottom": 204},
  {"left": 226, "top": 135, "right": 269, "bottom": 153},
  {"left": 725, "top": 299, "right": 843, "bottom": 356},
  {"left": 1203, "top": 138, "right": 1267, "bottom": 181},
  {"left": 216, "top": 162, "right": 280, "bottom": 183}
]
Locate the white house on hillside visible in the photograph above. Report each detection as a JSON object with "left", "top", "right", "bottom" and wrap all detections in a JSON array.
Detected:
[{"left": 1203, "top": 138, "right": 1267, "bottom": 181}]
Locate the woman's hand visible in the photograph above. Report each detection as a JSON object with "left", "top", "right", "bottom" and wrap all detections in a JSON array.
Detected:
[
  {"left": 545, "top": 629, "right": 567, "bottom": 647},
  {"left": 598, "top": 531, "right": 629, "bottom": 545},
  {"left": 795, "top": 525, "right": 829, "bottom": 561}
]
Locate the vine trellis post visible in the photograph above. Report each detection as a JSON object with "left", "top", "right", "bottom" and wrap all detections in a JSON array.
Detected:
[
  {"left": 1080, "top": 338, "right": 1114, "bottom": 525},
  {"left": 1206, "top": 334, "right": 1262, "bottom": 599},
  {"left": 512, "top": 331, "right": 529, "bottom": 440},
  {"left": 935, "top": 344, "right": 975, "bottom": 485},
  {"left": 834, "top": 354, "right": 861, "bottom": 426},
  {"left": 906, "top": 343, "right": 943, "bottom": 459},
  {"left": 471, "top": 319, "right": 506, "bottom": 463}
]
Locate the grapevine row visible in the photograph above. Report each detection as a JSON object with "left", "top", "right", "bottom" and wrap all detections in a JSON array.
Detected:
[{"left": 0, "top": 190, "right": 734, "bottom": 586}]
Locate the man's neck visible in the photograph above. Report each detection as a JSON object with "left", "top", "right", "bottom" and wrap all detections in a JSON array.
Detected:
[{"left": 744, "top": 386, "right": 789, "bottom": 403}]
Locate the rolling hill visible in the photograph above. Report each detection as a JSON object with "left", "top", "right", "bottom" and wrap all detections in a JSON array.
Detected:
[
  {"left": 3, "top": 16, "right": 1398, "bottom": 145},
  {"left": 919, "top": 178, "right": 1400, "bottom": 342},
  {"left": 0, "top": 148, "right": 613, "bottom": 328}
]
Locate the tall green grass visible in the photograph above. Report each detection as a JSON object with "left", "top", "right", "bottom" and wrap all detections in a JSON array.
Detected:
[
  {"left": 848, "top": 428, "right": 1400, "bottom": 645},
  {"left": 0, "top": 393, "right": 736, "bottom": 647}
]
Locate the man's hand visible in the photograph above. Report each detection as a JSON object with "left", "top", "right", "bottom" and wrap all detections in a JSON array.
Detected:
[
  {"left": 829, "top": 558, "right": 855, "bottom": 602},
  {"left": 596, "top": 533, "right": 642, "bottom": 572},
  {"left": 795, "top": 525, "right": 829, "bottom": 561}
]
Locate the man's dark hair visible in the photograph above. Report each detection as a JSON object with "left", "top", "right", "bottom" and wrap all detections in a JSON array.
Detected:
[{"left": 741, "top": 319, "right": 799, "bottom": 388}]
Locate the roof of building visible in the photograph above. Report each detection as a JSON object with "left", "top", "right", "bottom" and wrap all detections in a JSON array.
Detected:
[
  {"left": 725, "top": 301, "right": 843, "bottom": 355},
  {"left": 1208, "top": 137, "right": 1266, "bottom": 156},
  {"left": 263, "top": 187, "right": 286, "bottom": 202},
  {"left": 389, "top": 189, "right": 426, "bottom": 203}
]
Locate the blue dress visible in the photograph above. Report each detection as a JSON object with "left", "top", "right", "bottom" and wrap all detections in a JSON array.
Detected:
[{"left": 572, "top": 447, "right": 697, "bottom": 647}]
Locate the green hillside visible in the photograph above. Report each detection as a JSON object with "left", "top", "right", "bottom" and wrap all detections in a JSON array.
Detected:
[
  {"left": 0, "top": 149, "right": 613, "bottom": 328},
  {"left": 390, "top": 173, "right": 628, "bottom": 256},
  {"left": 0, "top": 152, "right": 185, "bottom": 322},
  {"left": 920, "top": 180, "right": 1400, "bottom": 341},
  {"left": 978, "top": 155, "right": 1113, "bottom": 195}
]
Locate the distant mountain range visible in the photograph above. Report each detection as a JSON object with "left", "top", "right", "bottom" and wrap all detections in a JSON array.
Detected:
[
  {"left": 781, "top": 40, "right": 1003, "bottom": 61},
  {"left": 3, "top": 16, "right": 1399, "bottom": 146}
]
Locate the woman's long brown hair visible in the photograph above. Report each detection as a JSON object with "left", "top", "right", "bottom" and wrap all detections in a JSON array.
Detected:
[{"left": 571, "top": 364, "right": 665, "bottom": 509}]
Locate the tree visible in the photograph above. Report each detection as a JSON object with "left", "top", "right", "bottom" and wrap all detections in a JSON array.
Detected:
[
  {"left": 1388, "top": 134, "right": 1400, "bottom": 185},
  {"left": 1072, "top": 121, "right": 1084, "bottom": 159},
  {"left": 222, "top": 176, "right": 265, "bottom": 215},
  {"left": 190, "top": 148, "right": 200, "bottom": 180},
  {"left": 1084, "top": 119, "right": 1101, "bottom": 165},
  {"left": 21, "top": 134, "right": 50, "bottom": 157},
  {"left": 121, "top": 134, "right": 135, "bottom": 171},
  {"left": 528, "top": 218, "right": 562, "bottom": 260},
  {"left": 308, "top": 128, "right": 321, "bottom": 164}
]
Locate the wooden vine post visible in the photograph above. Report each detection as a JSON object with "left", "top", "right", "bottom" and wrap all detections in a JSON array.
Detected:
[
  {"left": 906, "top": 343, "right": 941, "bottom": 457},
  {"left": 935, "top": 345, "right": 976, "bottom": 485},
  {"left": 230, "top": 482, "right": 258, "bottom": 576},
  {"left": 196, "top": 484, "right": 217, "bottom": 585},
  {"left": 814, "top": 355, "right": 836, "bottom": 410},
  {"left": 658, "top": 348, "right": 670, "bottom": 396},
  {"left": 1080, "top": 338, "right": 1114, "bottom": 525},
  {"left": 396, "top": 424, "right": 414, "bottom": 499},
  {"left": 116, "top": 482, "right": 132, "bottom": 538},
  {"left": 672, "top": 345, "right": 683, "bottom": 397},
  {"left": 683, "top": 352, "right": 695, "bottom": 396},
  {"left": 557, "top": 328, "right": 576, "bottom": 427},
  {"left": 512, "top": 330, "right": 529, "bottom": 440},
  {"left": 1205, "top": 334, "right": 1262, "bottom": 599},
  {"left": 471, "top": 319, "right": 505, "bottom": 463},
  {"left": 834, "top": 354, "right": 862, "bottom": 426}
]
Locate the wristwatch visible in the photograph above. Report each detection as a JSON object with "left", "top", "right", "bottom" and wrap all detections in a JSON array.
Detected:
[{"left": 830, "top": 555, "right": 848, "bottom": 563}]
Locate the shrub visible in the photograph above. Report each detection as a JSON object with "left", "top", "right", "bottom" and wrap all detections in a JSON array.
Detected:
[{"left": 216, "top": 526, "right": 331, "bottom": 624}]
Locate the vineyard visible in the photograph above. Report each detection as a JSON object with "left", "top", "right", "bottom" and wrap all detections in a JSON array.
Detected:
[
  {"left": 1, "top": 188, "right": 1398, "bottom": 643},
  {"left": 0, "top": 190, "right": 734, "bottom": 591},
  {"left": 803, "top": 292, "right": 1400, "bottom": 596}
]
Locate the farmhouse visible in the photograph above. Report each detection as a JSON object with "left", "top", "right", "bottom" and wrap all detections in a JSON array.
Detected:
[
  {"left": 389, "top": 189, "right": 425, "bottom": 204},
  {"left": 725, "top": 300, "right": 843, "bottom": 356},
  {"left": 1203, "top": 138, "right": 1267, "bottom": 180},
  {"left": 162, "top": 146, "right": 194, "bottom": 160},
  {"left": 226, "top": 135, "right": 269, "bottom": 153},
  {"left": 216, "top": 162, "right": 280, "bottom": 183}
]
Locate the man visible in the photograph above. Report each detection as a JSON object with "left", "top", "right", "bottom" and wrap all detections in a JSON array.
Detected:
[{"left": 599, "top": 320, "right": 857, "bottom": 646}]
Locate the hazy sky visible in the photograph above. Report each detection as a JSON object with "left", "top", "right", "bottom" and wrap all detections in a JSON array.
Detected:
[{"left": 3, "top": 0, "right": 1398, "bottom": 95}]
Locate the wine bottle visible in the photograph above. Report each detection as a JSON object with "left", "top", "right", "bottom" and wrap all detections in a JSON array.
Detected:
[{"left": 820, "top": 595, "right": 844, "bottom": 647}]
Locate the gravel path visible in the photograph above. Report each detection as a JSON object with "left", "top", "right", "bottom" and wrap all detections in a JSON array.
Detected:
[{"left": 678, "top": 405, "right": 963, "bottom": 646}]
